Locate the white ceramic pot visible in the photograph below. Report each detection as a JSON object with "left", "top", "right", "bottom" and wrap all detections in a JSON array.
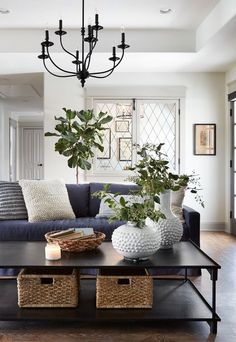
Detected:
[
  {"left": 155, "top": 190, "right": 183, "bottom": 249},
  {"left": 111, "top": 221, "right": 160, "bottom": 261}
]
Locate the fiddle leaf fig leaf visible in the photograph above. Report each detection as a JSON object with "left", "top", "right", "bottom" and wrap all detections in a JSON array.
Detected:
[
  {"left": 99, "top": 115, "right": 113, "bottom": 125},
  {"left": 45, "top": 132, "right": 60, "bottom": 137}
]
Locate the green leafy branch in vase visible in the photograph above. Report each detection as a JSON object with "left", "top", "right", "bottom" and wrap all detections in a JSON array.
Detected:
[
  {"left": 93, "top": 184, "right": 165, "bottom": 228},
  {"left": 128, "top": 143, "right": 204, "bottom": 208}
]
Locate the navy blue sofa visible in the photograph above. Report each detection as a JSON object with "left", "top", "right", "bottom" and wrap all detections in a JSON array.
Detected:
[{"left": 0, "top": 182, "right": 200, "bottom": 275}]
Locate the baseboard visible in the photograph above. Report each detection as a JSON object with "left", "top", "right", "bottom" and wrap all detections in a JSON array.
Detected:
[{"left": 200, "top": 222, "right": 226, "bottom": 231}]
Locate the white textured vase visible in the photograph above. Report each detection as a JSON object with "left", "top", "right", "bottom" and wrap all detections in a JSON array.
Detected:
[
  {"left": 156, "top": 190, "right": 183, "bottom": 249},
  {"left": 111, "top": 222, "right": 160, "bottom": 261}
]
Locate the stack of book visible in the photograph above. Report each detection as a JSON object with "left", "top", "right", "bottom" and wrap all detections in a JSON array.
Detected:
[{"left": 49, "top": 228, "right": 96, "bottom": 241}]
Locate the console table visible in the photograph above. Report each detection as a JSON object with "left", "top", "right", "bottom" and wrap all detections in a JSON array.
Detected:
[{"left": 0, "top": 240, "right": 221, "bottom": 333}]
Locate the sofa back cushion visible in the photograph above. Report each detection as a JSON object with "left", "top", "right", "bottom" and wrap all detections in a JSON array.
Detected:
[
  {"left": 66, "top": 183, "right": 90, "bottom": 217},
  {"left": 89, "top": 182, "right": 139, "bottom": 217}
]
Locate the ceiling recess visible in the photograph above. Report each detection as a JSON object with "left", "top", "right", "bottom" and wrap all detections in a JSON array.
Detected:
[
  {"left": 160, "top": 8, "right": 172, "bottom": 14},
  {"left": 0, "top": 8, "right": 10, "bottom": 14}
]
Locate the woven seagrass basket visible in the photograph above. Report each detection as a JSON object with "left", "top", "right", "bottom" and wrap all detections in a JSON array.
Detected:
[
  {"left": 17, "top": 268, "right": 79, "bottom": 308},
  {"left": 96, "top": 268, "right": 153, "bottom": 309},
  {"left": 45, "top": 230, "right": 105, "bottom": 252}
]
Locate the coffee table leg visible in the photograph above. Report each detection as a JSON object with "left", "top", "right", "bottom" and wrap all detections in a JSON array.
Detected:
[
  {"left": 210, "top": 321, "right": 218, "bottom": 334},
  {"left": 184, "top": 267, "right": 188, "bottom": 281},
  {"left": 211, "top": 269, "right": 218, "bottom": 334}
]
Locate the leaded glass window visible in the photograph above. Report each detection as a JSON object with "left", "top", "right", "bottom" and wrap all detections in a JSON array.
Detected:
[{"left": 93, "top": 98, "right": 179, "bottom": 174}]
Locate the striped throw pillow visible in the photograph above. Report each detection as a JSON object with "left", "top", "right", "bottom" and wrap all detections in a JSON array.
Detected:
[{"left": 0, "top": 181, "right": 28, "bottom": 220}]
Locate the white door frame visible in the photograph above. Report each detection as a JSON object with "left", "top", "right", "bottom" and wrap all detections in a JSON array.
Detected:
[{"left": 9, "top": 118, "right": 17, "bottom": 181}]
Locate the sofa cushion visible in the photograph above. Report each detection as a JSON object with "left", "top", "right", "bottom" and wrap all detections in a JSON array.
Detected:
[
  {"left": 89, "top": 182, "right": 139, "bottom": 217},
  {"left": 0, "top": 218, "right": 124, "bottom": 241},
  {"left": 0, "top": 181, "right": 28, "bottom": 220},
  {"left": 19, "top": 179, "right": 75, "bottom": 222},
  {"left": 66, "top": 183, "right": 90, "bottom": 217}
]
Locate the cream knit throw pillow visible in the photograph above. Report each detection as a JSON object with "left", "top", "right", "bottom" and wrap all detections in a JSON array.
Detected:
[{"left": 19, "top": 179, "right": 75, "bottom": 223}]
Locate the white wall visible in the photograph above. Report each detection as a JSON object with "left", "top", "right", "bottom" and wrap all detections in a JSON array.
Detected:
[
  {"left": 85, "top": 72, "right": 226, "bottom": 230},
  {"left": 43, "top": 71, "right": 226, "bottom": 230},
  {"left": 44, "top": 73, "right": 85, "bottom": 183}
]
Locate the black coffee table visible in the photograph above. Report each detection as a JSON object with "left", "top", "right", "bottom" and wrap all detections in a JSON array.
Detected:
[{"left": 0, "top": 240, "right": 221, "bottom": 333}]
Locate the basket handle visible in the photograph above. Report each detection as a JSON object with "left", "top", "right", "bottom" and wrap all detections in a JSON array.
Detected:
[
  {"left": 40, "top": 277, "right": 54, "bottom": 285},
  {"left": 117, "top": 278, "right": 131, "bottom": 285}
]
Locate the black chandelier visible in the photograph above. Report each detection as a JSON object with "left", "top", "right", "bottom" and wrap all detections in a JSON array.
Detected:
[{"left": 38, "top": 0, "right": 130, "bottom": 87}]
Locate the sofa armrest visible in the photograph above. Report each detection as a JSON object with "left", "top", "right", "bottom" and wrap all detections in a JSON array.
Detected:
[{"left": 183, "top": 205, "right": 200, "bottom": 247}]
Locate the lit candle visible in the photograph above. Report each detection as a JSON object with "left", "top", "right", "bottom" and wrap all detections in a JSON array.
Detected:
[{"left": 45, "top": 243, "right": 61, "bottom": 260}]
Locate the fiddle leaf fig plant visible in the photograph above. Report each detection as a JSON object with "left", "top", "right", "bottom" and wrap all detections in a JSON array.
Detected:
[{"left": 45, "top": 108, "right": 112, "bottom": 183}]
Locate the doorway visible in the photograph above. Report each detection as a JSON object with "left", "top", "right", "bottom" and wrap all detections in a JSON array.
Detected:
[{"left": 19, "top": 125, "right": 44, "bottom": 180}]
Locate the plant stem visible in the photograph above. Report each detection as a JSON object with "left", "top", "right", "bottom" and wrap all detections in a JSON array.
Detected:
[{"left": 76, "top": 165, "right": 79, "bottom": 184}]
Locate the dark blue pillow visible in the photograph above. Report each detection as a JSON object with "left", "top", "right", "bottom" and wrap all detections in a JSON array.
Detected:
[{"left": 66, "top": 184, "right": 90, "bottom": 217}]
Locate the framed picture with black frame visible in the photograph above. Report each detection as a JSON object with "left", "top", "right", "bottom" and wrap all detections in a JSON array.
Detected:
[
  {"left": 119, "top": 137, "right": 132, "bottom": 161},
  {"left": 97, "top": 128, "right": 111, "bottom": 159},
  {"left": 194, "top": 124, "right": 216, "bottom": 155}
]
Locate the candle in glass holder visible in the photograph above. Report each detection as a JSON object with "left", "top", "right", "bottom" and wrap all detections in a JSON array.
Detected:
[{"left": 45, "top": 243, "right": 61, "bottom": 260}]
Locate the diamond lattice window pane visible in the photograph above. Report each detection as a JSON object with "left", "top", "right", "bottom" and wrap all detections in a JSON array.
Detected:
[
  {"left": 95, "top": 101, "right": 133, "bottom": 172},
  {"left": 139, "top": 101, "right": 177, "bottom": 170},
  {"left": 94, "top": 99, "right": 179, "bottom": 174}
]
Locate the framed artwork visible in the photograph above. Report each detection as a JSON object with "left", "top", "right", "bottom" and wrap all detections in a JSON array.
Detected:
[
  {"left": 115, "top": 120, "right": 130, "bottom": 133},
  {"left": 97, "top": 128, "right": 111, "bottom": 159},
  {"left": 119, "top": 137, "right": 132, "bottom": 161},
  {"left": 194, "top": 124, "right": 216, "bottom": 155}
]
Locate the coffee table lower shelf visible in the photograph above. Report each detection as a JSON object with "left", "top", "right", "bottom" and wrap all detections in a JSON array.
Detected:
[{"left": 0, "top": 278, "right": 220, "bottom": 328}]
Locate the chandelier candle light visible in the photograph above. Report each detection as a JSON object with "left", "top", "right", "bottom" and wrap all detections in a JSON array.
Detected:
[{"left": 38, "top": 0, "right": 130, "bottom": 87}]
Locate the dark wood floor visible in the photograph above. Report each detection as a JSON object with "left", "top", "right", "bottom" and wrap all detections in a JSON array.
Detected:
[{"left": 0, "top": 232, "right": 235, "bottom": 342}]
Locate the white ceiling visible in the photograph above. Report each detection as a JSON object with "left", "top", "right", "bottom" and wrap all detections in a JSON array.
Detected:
[
  {"left": 0, "top": 0, "right": 236, "bottom": 108},
  {"left": 0, "top": 0, "right": 219, "bottom": 29}
]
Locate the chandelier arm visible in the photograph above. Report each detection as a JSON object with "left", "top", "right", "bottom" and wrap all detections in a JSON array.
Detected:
[
  {"left": 89, "top": 62, "right": 117, "bottom": 79},
  {"left": 89, "top": 71, "right": 115, "bottom": 79},
  {"left": 85, "top": 43, "right": 93, "bottom": 70},
  {"left": 43, "top": 59, "right": 76, "bottom": 78},
  {"left": 85, "top": 31, "right": 98, "bottom": 69},
  {"left": 46, "top": 46, "right": 77, "bottom": 75},
  {"left": 59, "top": 36, "right": 77, "bottom": 59},
  {"left": 89, "top": 50, "right": 125, "bottom": 76}
]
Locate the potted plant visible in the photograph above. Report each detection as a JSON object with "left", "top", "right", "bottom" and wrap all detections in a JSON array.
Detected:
[
  {"left": 129, "top": 143, "right": 204, "bottom": 248},
  {"left": 94, "top": 184, "right": 165, "bottom": 261},
  {"left": 45, "top": 108, "right": 112, "bottom": 183},
  {"left": 96, "top": 143, "right": 204, "bottom": 253}
]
